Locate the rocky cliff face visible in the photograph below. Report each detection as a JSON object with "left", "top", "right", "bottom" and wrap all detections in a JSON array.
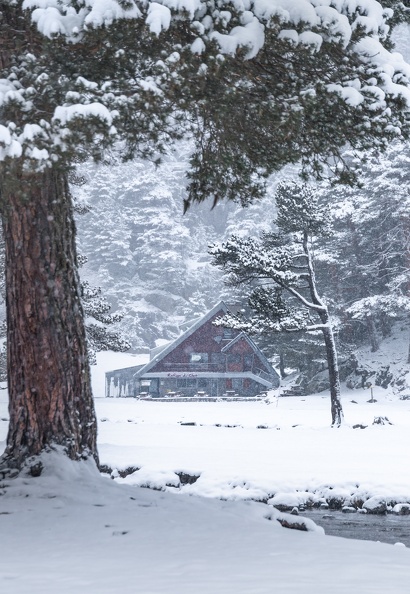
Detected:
[{"left": 304, "top": 324, "right": 410, "bottom": 398}]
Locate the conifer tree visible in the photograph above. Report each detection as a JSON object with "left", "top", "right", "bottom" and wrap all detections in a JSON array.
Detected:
[
  {"left": 316, "top": 142, "right": 410, "bottom": 354},
  {"left": 211, "top": 182, "right": 344, "bottom": 426},
  {"left": 1, "top": 1, "right": 409, "bottom": 469},
  {"left": 81, "top": 281, "right": 131, "bottom": 365}
]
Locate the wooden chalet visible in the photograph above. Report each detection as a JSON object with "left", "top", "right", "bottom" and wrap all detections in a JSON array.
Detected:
[{"left": 105, "top": 302, "right": 280, "bottom": 398}]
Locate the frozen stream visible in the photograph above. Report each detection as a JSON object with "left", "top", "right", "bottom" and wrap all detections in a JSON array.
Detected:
[{"left": 304, "top": 510, "right": 410, "bottom": 546}]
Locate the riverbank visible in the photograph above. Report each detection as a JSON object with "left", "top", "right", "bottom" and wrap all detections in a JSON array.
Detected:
[
  {"left": 303, "top": 509, "right": 410, "bottom": 547},
  {"left": 2, "top": 387, "right": 410, "bottom": 592},
  {"left": 92, "top": 389, "right": 410, "bottom": 510},
  {"left": 2, "top": 388, "right": 410, "bottom": 510}
]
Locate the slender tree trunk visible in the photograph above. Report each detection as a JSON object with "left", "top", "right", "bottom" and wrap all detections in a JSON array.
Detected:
[
  {"left": 1, "top": 167, "right": 98, "bottom": 470},
  {"left": 321, "top": 322, "right": 344, "bottom": 427},
  {"left": 408, "top": 330, "right": 410, "bottom": 365},
  {"left": 367, "top": 316, "right": 379, "bottom": 353},
  {"left": 279, "top": 352, "right": 287, "bottom": 379},
  {"left": 302, "top": 231, "right": 344, "bottom": 427}
]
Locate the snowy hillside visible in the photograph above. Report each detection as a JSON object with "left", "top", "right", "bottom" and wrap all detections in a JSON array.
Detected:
[
  {"left": 345, "top": 323, "right": 410, "bottom": 398},
  {"left": 74, "top": 133, "right": 410, "bottom": 391},
  {"left": 74, "top": 145, "right": 294, "bottom": 349}
]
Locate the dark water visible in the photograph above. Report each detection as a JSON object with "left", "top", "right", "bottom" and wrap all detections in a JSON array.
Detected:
[{"left": 304, "top": 510, "right": 410, "bottom": 547}]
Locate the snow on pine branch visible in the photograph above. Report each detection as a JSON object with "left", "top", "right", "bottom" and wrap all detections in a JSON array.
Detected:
[
  {"left": 21, "top": 0, "right": 392, "bottom": 45},
  {"left": 346, "top": 294, "right": 410, "bottom": 318},
  {"left": 213, "top": 309, "right": 313, "bottom": 334},
  {"left": 2, "top": 0, "right": 410, "bottom": 171},
  {"left": 16, "top": 0, "right": 401, "bottom": 81},
  {"left": 209, "top": 236, "right": 301, "bottom": 286},
  {"left": 18, "top": 0, "right": 410, "bottom": 75},
  {"left": 210, "top": 234, "right": 328, "bottom": 314}
]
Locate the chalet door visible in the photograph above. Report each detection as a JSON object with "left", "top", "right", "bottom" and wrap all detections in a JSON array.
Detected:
[
  {"left": 149, "top": 378, "right": 159, "bottom": 396},
  {"left": 209, "top": 380, "right": 218, "bottom": 397},
  {"left": 232, "top": 378, "right": 242, "bottom": 394}
]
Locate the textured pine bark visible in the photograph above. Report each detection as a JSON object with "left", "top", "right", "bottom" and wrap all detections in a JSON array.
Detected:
[{"left": 1, "top": 168, "right": 98, "bottom": 468}]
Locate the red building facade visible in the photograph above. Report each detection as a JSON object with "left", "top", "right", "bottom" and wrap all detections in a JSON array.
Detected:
[{"left": 106, "top": 302, "right": 280, "bottom": 398}]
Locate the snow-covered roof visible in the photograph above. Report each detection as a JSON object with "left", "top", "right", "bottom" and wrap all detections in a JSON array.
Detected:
[
  {"left": 133, "top": 301, "right": 229, "bottom": 378},
  {"left": 178, "top": 315, "right": 203, "bottom": 333},
  {"left": 106, "top": 364, "right": 145, "bottom": 376},
  {"left": 149, "top": 341, "right": 172, "bottom": 361}
]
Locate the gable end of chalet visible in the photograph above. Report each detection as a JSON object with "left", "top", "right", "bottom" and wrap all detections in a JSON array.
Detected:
[{"left": 106, "top": 301, "right": 280, "bottom": 398}]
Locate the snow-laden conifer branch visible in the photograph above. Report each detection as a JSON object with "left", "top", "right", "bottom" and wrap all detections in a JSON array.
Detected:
[
  {"left": 1, "top": 0, "right": 410, "bottom": 176},
  {"left": 315, "top": 140, "right": 410, "bottom": 351},
  {"left": 211, "top": 181, "right": 344, "bottom": 426}
]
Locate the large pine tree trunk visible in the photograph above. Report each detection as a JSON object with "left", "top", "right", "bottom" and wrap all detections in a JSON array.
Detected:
[{"left": 1, "top": 167, "right": 98, "bottom": 470}]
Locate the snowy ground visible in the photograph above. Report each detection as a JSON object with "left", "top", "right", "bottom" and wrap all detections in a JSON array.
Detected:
[
  {"left": 94, "top": 390, "right": 410, "bottom": 510},
  {"left": 1, "top": 354, "right": 410, "bottom": 592},
  {"left": 1, "top": 451, "right": 410, "bottom": 594}
]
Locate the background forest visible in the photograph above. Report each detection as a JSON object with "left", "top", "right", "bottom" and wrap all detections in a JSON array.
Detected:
[
  {"left": 1, "top": 22, "right": 410, "bottom": 399},
  {"left": 72, "top": 137, "right": 410, "bottom": 396},
  {"left": 1, "top": 122, "right": 409, "bottom": 396}
]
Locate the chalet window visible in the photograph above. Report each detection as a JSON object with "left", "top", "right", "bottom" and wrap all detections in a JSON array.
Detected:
[
  {"left": 211, "top": 353, "right": 225, "bottom": 365},
  {"left": 227, "top": 354, "right": 241, "bottom": 364},
  {"left": 232, "top": 378, "right": 242, "bottom": 392},
  {"left": 190, "top": 353, "right": 208, "bottom": 364},
  {"left": 198, "top": 378, "right": 208, "bottom": 388},
  {"left": 139, "top": 380, "right": 151, "bottom": 396},
  {"left": 177, "top": 378, "right": 198, "bottom": 388},
  {"left": 141, "top": 378, "right": 159, "bottom": 394}
]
